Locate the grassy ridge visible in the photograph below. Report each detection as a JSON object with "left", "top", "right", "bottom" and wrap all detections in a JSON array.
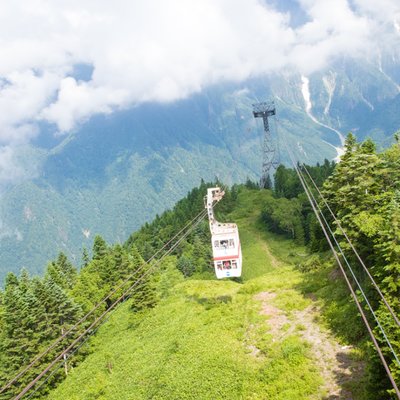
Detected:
[{"left": 46, "top": 189, "right": 365, "bottom": 399}]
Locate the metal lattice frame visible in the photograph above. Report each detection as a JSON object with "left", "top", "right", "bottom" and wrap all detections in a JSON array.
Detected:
[{"left": 252, "top": 101, "right": 276, "bottom": 188}]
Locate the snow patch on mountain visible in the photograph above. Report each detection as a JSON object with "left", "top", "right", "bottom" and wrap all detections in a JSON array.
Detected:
[
  {"left": 378, "top": 53, "right": 400, "bottom": 92},
  {"left": 322, "top": 72, "right": 337, "bottom": 116},
  {"left": 301, "top": 76, "right": 313, "bottom": 115},
  {"left": 297, "top": 141, "right": 308, "bottom": 159},
  {"left": 361, "top": 94, "right": 374, "bottom": 111},
  {"left": 82, "top": 229, "right": 90, "bottom": 238},
  {"left": 301, "top": 76, "right": 345, "bottom": 161}
]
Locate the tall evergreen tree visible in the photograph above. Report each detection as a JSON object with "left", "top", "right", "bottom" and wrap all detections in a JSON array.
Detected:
[
  {"left": 45, "top": 253, "right": 78, "bottom": 291},
  {"left": 93, "top": 235, "right": 108, "bottom": 260},
  {"left": 82, "top": 247, "right": 90, "bottom": 268}
]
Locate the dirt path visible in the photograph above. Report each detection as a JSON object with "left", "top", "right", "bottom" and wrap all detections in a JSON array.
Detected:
[
  {"left": 249, "top": 230, "right": 365, "bottom": 399},
  {"left": 259, "top": 238, "right": 281, "bottom": 269},
  {"left": 255, "top": 291, "right": 364, "bottom": 398}
]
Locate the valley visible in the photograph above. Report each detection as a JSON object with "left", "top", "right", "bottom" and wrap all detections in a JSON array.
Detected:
[{"left": 2, "top": 62, "right": 400, "bottom": 282}]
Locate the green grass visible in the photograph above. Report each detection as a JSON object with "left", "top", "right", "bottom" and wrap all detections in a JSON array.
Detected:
[
  {"left": 295, "top": 260, "right": 368, "bottom": 344},
  {"left": 47, "top": 188, "right": 367, "bottom": 400},
  {"left": 47, "top": 277, "right": 321, "bottom": 400}
]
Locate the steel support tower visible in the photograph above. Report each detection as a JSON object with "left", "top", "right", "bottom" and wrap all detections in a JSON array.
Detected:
[{"left": 252, "top": 101, "right": 276, "bottom": 189}]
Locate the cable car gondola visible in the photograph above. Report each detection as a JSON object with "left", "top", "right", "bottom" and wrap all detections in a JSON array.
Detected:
[{"left": 205, "top": 187, "right": 242, "bottom": 279}]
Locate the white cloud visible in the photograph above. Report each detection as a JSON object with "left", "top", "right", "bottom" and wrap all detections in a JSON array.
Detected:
[
  {"left": 0, "top": 0, "right": 398, "bottom": 141},
  {"left": 40, "top": 77, "right": 129, "bottom": 132},
  {"left": 0, "top": 145, "right": 35, "bottom": 188},
  {"left": 0, "top": 70, "right": 60, "bottom": 144},
  {"left": 352, "top": 0, "right": 400, "bottom": 23}
]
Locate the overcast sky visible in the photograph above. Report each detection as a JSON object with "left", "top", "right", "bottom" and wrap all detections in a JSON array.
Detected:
[{"left": 0, "top": 0, "right": 399, "bottom": 154}]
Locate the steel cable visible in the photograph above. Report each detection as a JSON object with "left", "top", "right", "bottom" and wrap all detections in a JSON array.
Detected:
[
  {"left": 277, "top": 120, "right": 400, "bottom": 398},
  {"left": 301, "top": 163, "right": 400, "bottom": 329},
  {"left": 14, "top": 208, "right": 208, "bottom": 400},
  {"left": 300, "top": 165, "right": 400, "bottom": 368},
  {"left": 0, "top": 207, "right": 207, "bottom": 395},
  {"left": 4, "top": 208, "right": 207, "bottom": 399}
]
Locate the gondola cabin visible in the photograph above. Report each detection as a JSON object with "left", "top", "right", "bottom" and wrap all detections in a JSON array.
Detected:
[{"left": 205, "top": 187, "right": 242, "bottom": 279}]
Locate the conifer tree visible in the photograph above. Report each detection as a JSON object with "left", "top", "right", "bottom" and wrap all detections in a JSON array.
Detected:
[
  {"left": 4, "top": 272, "right": 18, "bottom": 288},
  {"left": 341, "top": 132, "right": 357, "bottom": 161},
  {"left": 71, "top": 267, "right": 104, "bottom": 314},
  {"left": 321, "top": 136, "right": 400, "bottom": 395},
  {"left": 177, "top": 255, "right": 195, "bottom": 277},
  {"left": 19, "top": 268, "right": 31, "bottom": 294},
  {"left": 42, "top": 276, "right": 82, "bottom": 329},
  {"left": 130, "top": 268, "right": 156, "bottom": 313},
  {"left": 45, "top": 252, "right": 77, "bottom": 291},
  {"left": 93, "top": 235, "right": 108, "bottom": 260},
  {"left": 56, "top": 252, "right": 77, "bottom": 289},
  {"left": 128, "top": 244, "right": 144, "bottom": 271},
  {"left": 360, "top": 138, "right": 376, "bottom": 154},
  {"left": 82, "top": 246, "right": 90, "bottom": 268},
  {"left": 1, "top": 277, "right": 25, "bottom": 375},
  {"left": 0, "top": 274, "right": 50, "bottom": 397}
]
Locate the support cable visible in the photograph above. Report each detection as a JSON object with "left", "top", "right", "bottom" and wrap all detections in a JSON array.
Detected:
[
  {"left": 301, "top": 164, "right": 400, "bottom": 329},
  {"left": 300, "top": 166, "right": 400, "bottom": 367},
  {"left": 278, "top": 125, "right": 400, "bottom": 398},
  {"left": 5, "top": 208, "right": 207, "bottom": 399},
  {"left": 14, "top": 208, "right": 208, "bottom": 400},
  {"left": 1, "top": 207, "right": 207, "bottom": 395},
  {"left": 26, "top": 311, "right": 108, "bottom": 400}
]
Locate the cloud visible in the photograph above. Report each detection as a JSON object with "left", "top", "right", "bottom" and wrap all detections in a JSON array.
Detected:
[
  {"left": 0, "top": 0, "right": 399, "bottom": 141},
  {"left": 0, "top": 70, "right": 61, "bottom": 144},
  {"left": 291, "top": 0, "right": 374, "bottom": 70},
  {"left": 0, "top": 145, "right": 40, "bottom": 191},
  {"left": 36, "top": 0, "right": 296, "bottom": 132},
  {"left": 40, "top": 77, "right": 129, "bottom": 132}
]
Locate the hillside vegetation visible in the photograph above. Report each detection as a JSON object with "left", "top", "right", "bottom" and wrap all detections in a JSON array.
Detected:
[
  {"left": 0, "top": 81, "right": 338, "bottom": 282},
  {"left": 1, "top": 134, "right": 399, "bottom": 399},
  {"left": 46, "top": 188, "right": 367, "bottom": 400},
  {"left": 8, "top": 57, "right": 400, "bottom": 281}
]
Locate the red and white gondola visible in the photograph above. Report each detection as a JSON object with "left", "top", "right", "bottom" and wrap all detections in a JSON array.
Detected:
[{"left": 205, "top": 187, "right": 242, "bottom": 279}]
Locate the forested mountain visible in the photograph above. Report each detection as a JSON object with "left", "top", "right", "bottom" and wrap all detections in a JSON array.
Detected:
[
  {"left": 1, "top": 58, "right": 400, "bottom": 283},
  {"left": 1, "top": 135, "right": 399, "bottom": 398}
]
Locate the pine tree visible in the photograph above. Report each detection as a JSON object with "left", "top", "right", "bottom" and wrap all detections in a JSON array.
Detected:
[
  {"left": 82, "top": 247, "right": 90, "bottom": 268},
  {"left": 1, "top": 277, "right": 25, "bottom": 375},
  {"left": 341, "top": 132, "right": 357, "bottom": 161},
  {"left": 71, "top": 267, "right": 104, "bottom": 314},
  {"left": 360, "top": 138, "right": 376, "bottom": 154},
  {"left": 19, "top": 268, "right": 31, "bottom": 294},
  {"left": 56, "top": 252, "right": 77, "bottom": 289},
  {"left": 128, "top": 244, "right": 145, "bottom": 271},
  {"left": 263, "top": 174, "right": 272, "bottom": 189},
  {"left": 0, "top": 275, "right": 49, "bottom": 398},
  {"left": 177, "top": 255, "right": 196, "bottom": 277},
  {"left": 45, "top": 253, "right": 77, "bottom": 291},
  {"left": 130, "top": 262, "right": 156, "bottom": 312},
  {"left": 93, "top": 235, "right": 108, "bottom": 260}
]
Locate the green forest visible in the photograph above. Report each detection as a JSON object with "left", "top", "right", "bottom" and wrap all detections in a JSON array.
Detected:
[{"left": 0, "top": 134, "right": 399, "bottom": 399}]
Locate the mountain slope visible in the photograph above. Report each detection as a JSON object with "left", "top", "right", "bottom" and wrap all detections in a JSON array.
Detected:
[
  {"left": 46, "top": 189, "right": 367, "bottom": 400},
  {"left": 0, "top": 81, "right": 336, "bottom": 282},
  {"left": 2, "top": 58, "right": 400, "bottom": 282}
]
